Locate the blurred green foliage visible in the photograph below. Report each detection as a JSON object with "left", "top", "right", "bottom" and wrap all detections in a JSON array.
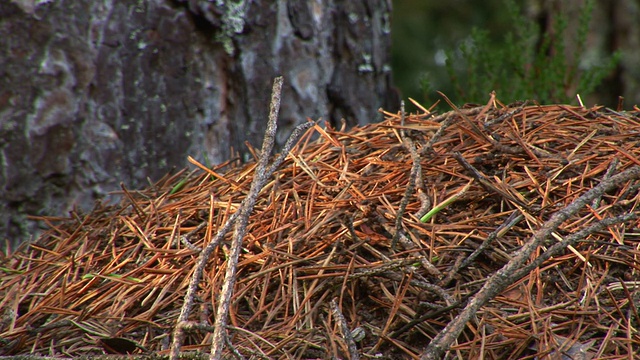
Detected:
[{"left": 391, "top": 0, "right": 620, "bottom": 108}]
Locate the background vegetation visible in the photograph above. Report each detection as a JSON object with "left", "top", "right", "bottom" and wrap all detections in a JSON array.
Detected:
[{"left": 391, "top": 0, "right": 623, "bottom": 109}]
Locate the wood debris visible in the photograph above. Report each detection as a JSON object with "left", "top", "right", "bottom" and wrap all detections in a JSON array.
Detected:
[{"left": 2, "top": 99, "right": 640, "bottom": 359}]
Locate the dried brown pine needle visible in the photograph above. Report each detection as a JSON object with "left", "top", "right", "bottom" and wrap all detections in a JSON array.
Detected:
[{"left": 2, "top": 99, "right": 640, "bottom": 359}]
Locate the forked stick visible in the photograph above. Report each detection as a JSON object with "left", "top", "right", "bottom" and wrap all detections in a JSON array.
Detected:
[{"left": 169, "top": 77, "right": 314, "bottom": 360}]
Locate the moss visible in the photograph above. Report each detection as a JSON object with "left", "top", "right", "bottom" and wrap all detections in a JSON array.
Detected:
[{"left": 215, "top": 0, "right": 248, "bottom": 55}]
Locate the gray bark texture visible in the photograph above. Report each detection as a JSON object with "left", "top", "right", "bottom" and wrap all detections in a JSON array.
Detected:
[{"left": 0, "top": 0, "right": 399, "bottom": 249}]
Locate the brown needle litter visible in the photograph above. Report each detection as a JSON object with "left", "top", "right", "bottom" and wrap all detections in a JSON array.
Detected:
[{"left": 3, "top": 96, "right": 640, "bottom": 359}]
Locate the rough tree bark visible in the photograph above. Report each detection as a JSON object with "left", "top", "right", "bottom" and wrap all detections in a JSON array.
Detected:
[{"left": 0, "top": 0, "right": 399, "bottom": 249}]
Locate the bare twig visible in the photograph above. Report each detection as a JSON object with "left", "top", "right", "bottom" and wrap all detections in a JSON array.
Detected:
[
  {"left": 374, "top": 211, "right": 442, "bottom": 278},
  {"left": 331, "top": 298, "right": 360, "bottom": 360},
  {"left": 7, "top": 97, "right": 640, "bottom": 359},
  {"left": 169, "top": 210, "right": 240, "bottom": 360},
  {"left": 483, "top": 101, "right": 527, "bottom": 128},
  {"left": 390, "top": 298, "right": 467, "bottom": 338},
  {"left": 170, "top": 77, "right": 313, "bottom": 360},
  {"left": 179, "top": 220, "right": 208, "bottom": 251},
  {"left": 437, "top": 91, "right": 493, "bottom": 145},
  {"left": 453, "top": 152, "right": 533, "bottom": 211},
  {"left": 591, "top": 158, "right": 619, "bottom": 209},
  {"left": 511, "top": 212, "right": 638, "bottom": 281},
  {"left": 393, "top": 101, "right": 421, "bottom": 250},
  {"left": 210, "top": 76, "right": 281, "bottom": 358},
  {"left": 420, "top": 166, "right": 640, "bottom": 360},
  {"left": 420, "top": 113, "right": 455, "bottom": 156},
  {"left": 440, "top": 212, "right": 523, "bottom": 286}
]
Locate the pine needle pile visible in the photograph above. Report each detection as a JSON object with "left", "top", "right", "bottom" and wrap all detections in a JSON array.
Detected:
[{"left": 2, "top": 97, "right": 640, "bottom": 359}]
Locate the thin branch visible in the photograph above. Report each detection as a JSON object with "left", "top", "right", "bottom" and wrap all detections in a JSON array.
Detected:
[
  {"left": 390, "top": 298, "right": 468, "bottom": 339},
  {"left": 421, "top": 113, "right": 455, "bottom": 156},
  {"left": 420, "top": 165, "right": 640, "bottom": 360},
  {"left": 210, "top": 77, "right": 283, "bottom": 358},
  {"left": 374, "top": 210, "right": 442, "bottom": 278},
  {"left": 511, "top": 212, "right": 638, "bottom": 281},
  {"left": 453, "top": 152, "right": 533, "bottom": 211},
  {"left": 208, "top": 79, "right": 314, "bottom": 358},
  {"left": 170, "top": 77, "right": 313, "bottom": 360},
  {"left": 331, "top": 298, "right": 360, "bottom": 360},
  {"left": 440, "top": 212, "right": 523, "bottom": 286},
  {"left": 437, "top": 91, "right": 493, "bottom": 145},
  {"left": 483, "top": 101, "right": 527, "bottom": 128},
  {"left": 393, "top": 101, "right": 420, "bottom": 249},
  {"left": 179, "top": 220, "right": 208, "bottom": 251},
  {"left": 591, "top": 158, "right": 619, "bottom": 209},
  {"left": 169, "top": 210, "right": 240, "bottom": 360}
]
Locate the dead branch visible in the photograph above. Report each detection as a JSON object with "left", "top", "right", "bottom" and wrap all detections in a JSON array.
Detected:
[
  {"left": 330, "top": 298, "right": 360, "bottom": 360},
  {"left": 420, "top": 166, "right": 640, "bottom": 360}
]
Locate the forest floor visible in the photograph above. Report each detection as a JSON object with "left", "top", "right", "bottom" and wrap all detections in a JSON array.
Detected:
[{"left": 2, "top": 96, "right": 640, "bottom": 359}]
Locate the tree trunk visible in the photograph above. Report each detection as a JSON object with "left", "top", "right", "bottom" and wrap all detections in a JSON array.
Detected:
[{"left": 0, "top": 0, "right": 399, "bottom": 249}]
